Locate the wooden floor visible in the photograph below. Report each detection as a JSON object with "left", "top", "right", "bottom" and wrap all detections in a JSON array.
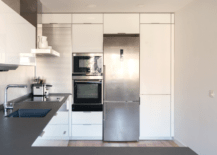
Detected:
[
  {"left": 32, "top": 139, "right": 180, "bottom": 147},
  {"left": 68, "top": 140, "right": 179, "bottom": 147}
]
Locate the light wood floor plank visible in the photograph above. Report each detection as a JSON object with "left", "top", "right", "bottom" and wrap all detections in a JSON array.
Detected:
[{"left": 68, "top": 140, "right": 179, "bottom": 147}]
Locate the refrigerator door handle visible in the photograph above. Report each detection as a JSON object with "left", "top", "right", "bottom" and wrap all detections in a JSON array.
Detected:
[
  {"left": 104, "top": 104, "right": 106, "bottom": 121},
  {"left": 103, "top": 65, "right": 106, "bottom": 101}
]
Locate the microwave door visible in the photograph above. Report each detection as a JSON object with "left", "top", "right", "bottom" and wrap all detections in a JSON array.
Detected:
[{"left": 73, "top": 56, "right": 92, "bottom": 73}]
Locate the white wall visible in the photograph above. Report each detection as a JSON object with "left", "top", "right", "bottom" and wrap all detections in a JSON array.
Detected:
[
  {"left": 36, "top": 26, "right": 72, "bottom": 94},
  {"left": 175, "top": 0, "right": 217, "bottom": 155},
  {"left": 0, "top": 66, "right": 34, "bottom": 105}
]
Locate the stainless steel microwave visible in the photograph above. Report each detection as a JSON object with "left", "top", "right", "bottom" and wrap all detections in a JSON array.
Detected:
[{"left": 72, "top": 53, "right": 103, "bottom": 76}]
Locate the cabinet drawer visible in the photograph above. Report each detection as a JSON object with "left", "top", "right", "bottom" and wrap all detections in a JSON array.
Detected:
[
  {"left": 43, "top": 125, "right": 69, "bottom": 137},
  {"left": 71, "top": 125, "right": 102, "bottom": 137},
  {"left": 72, "top": 14, "right": 103, "bottom": 23},
  {"left": 72, "top": 112, "right": 102, "bottom": 125},
  {"left": 42, "top": 14, "right": 71, "bottom": 23},
  {"left": 140, "top": 14, "right": 173, "bottom": 24},
  {"left": 49, "top": 112, "right": 68, "bottom": 125}
]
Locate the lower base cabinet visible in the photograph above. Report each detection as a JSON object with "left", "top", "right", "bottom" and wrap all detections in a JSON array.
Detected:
[
  {"left": 40, "top": 124, "right": 69, "bottom": 140},
  {"left": 140, "top": 95, "right": 171, "bottom": 139},
  {"left": 71, "top": 112, "right": 103, "bottom": 140},
  {"left": 71, "top": 125, "right": 103, "bottom": 140}
]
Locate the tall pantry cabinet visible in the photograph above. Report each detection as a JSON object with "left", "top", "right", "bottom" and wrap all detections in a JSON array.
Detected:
[{"left": 140, "top": 14, "right": 174, "bottom": 139}]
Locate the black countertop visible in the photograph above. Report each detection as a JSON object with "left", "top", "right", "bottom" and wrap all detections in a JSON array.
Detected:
[{"left": 0, "top": 93, "right": 197, "bottom": 155}]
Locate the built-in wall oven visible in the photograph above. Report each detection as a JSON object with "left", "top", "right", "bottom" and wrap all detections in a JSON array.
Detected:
[{"left": 72, "top": 76, "right": 103, "bottom": 111}]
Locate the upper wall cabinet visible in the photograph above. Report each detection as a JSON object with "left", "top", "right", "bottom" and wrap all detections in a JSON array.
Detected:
[
  {"left": 0, "top": 1, "right": 35, "bottom": 65},
  {"left": 104, "top": 14, "right": 139, "bottom": 34},
  {"left": 140, "top": 14, "right": 174, "bottom": 24},
  {"left": 41, "top": 14, "right": 71, "bottom": 24},
  {"left": 72, "top": 24, "right": 103, "bottom": 52},
  {"left": 72, "top": 14, "right": 103, "bottom": 23}
]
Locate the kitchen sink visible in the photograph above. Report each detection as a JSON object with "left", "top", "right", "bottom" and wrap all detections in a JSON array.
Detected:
[{"left": 7, "top": 109, "right": 51, "bottom": 118}]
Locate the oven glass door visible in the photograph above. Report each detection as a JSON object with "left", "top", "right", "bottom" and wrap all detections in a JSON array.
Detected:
[
  {"left": 74, "top": 80, "right": 102, "bottom": 104},
  {"left": 73, "top": 56, "right": 103, "bottom": 74}
]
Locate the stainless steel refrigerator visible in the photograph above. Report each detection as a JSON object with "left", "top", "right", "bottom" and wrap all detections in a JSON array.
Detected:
[{"left": 103, "top": 34, "right": 140, "bottom": 142}]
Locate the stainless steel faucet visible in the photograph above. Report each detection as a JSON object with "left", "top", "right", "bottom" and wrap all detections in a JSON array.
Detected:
[{"left": 4, "top": 84, "right": 27, "bottom": 116}]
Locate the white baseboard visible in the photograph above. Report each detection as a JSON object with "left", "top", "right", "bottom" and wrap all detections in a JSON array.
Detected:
[{"left": 139, "top": 137, "right": 173, "bottom": 140}]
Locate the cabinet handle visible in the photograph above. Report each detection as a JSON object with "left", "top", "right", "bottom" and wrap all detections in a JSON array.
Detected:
[
  {"left": 83, "top": 124, "right": 91, "bottom": 125},
  {"left": 40, "top": 131, "right": 45, "bottom": 137},
  {"left": 63, "top": 131, "right": 66, "bottom": 135}
]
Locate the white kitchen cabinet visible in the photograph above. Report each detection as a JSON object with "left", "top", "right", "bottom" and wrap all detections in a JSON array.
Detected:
[
  {"left": 0, "top": 1, "right": 35, "bottom": 65},
  {"left": 140, "top": 24, "right": 171, "bottom": 95},
  {"left": 71, "top": 112, "right": 103, "bottom": 140},
  {"left": 72, "top": 112, "right": 102, "bottom": 125},
  {"left": 48, "top": 112, "right": 68, "bottom": 125},
  {"left": 104, "top": 14, "right": 139, "bottom": 34},
  {"left": 42, "top": 14, "right": 71, "bottom": 24},
  {"left": 71, "top": 125, "right": 102, "bottom": 140},
  {"left": 72, "top": 14, "right": 103, "bottom": 23},
  {"left": 41, "top": 125, "right": 69, "bottom": 139},
  {"left": 38, "top": 97, "right": 70, "bottom": 140},
  {"left": 140, "top": 14, "right": 173, "bottom": 24},
  {"left": 140, "top": 95, "right": 171, "bottom": 139},
  {"left": 72, "top": 24, "right": 103, "bottom": 52}
]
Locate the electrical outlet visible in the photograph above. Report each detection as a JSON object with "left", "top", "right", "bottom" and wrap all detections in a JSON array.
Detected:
[{"left": 209, "top": 90, "right": 215, "bottom": 98}]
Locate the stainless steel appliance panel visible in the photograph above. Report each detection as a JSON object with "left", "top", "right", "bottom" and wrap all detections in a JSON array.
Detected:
[
  {"left": 72, "top": 53, "right": 103, "bottom": 76},
  {"left": 103, "top": 35, "right": 140, "bottom": 142},
  {"left": 103, "top": 101, "right": 140, "bottom": 141},
  {"left": 104, "top": 36, "right": 139, "bottom": 102},
  {"left": 33, "top": 86, "right": 43, "bottom": 96}
]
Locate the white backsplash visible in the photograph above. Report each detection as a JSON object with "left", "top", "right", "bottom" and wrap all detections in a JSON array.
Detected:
[
  {"left": 0, "top": 66, "right": 34, "bottom": 105},
  {"left": 36, "top": 25, "right": 72, "bottom": 94}
]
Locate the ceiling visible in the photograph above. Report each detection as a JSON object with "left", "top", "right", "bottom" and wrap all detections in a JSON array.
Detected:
[{"left": 40, "top": 0, "right": 195, "bottom": 13}]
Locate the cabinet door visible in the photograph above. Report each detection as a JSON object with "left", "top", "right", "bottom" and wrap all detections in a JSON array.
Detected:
[
  {"left": 42, "top": 14, "right": 71, "bottom": 23},
  {"left": 42, "top": 125, "right": 69, "bottom": 138},
  {"left": 140, "top": 24, "right": 171, "bottom": 94},
  {"left": 104, "top": 14, "right": 139, "bottom": 34},
  {"left": 140, "top": 14, "right": 172, "bottom": 24},
  {"left": 72, "top": 14, "right": 103, "bottom": 23},
  {"left": 72, "top": 24, "right": 103, "bottom": 52},
  {"left": 140, "top": 95, "right": 171, "bottom": 139},
  {"left": 48, "top": 112, "right": 68, "bottom": 125},
  {"left": 0, "top": 1, "right": 35, "bottom": 65}
]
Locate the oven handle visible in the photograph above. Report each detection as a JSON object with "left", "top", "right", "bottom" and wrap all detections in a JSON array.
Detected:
[{"left": 74, "top": 81, "right": 102, "bottom": 84}]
